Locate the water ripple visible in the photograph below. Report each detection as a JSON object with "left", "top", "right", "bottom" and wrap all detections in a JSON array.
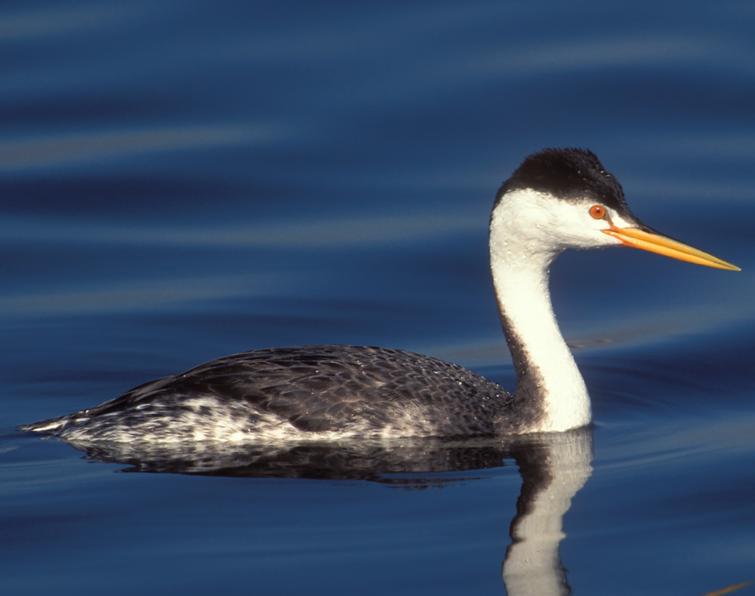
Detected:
[
  {"left": 0, "top": 3, "right": 137, "bottom": 41},
  {"left": 0, "top": 123, "right": 289, "bottom": 171},
  {"left": 0, "top": 273, "right": 287, "bottom": 317},
  {"left": 0, "top": 212, "right": 479, "bottom": 248}
]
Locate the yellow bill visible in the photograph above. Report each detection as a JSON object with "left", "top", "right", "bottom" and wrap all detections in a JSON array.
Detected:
[{"left": 603, "top": 226, "right": 741, "bottom": 271}]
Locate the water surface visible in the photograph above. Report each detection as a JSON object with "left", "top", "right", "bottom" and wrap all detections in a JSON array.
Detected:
[{"left": 2, "top": 1, "right": 755, "bottom": 595}]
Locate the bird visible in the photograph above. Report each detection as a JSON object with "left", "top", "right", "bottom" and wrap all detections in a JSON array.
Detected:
[{"left": 21, "top": 148, "right": 739, "bottom": 445}]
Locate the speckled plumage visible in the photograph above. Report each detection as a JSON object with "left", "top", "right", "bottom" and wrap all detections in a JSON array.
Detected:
[{"left": 24, "top": 346, "right": 524, "bottom": 444}]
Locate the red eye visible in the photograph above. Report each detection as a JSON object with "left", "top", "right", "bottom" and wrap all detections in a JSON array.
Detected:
[{"left": 589, "top": 204, "right": 607, "bottom": 220}]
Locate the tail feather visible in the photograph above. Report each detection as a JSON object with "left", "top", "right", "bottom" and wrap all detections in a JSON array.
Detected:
[{"left": 19, "top": 415, "right": 69, "bottom": 434}]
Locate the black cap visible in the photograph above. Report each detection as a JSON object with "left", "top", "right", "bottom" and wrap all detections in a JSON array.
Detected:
[{"left": 495, "top": 148, "right": 634, "bottom": 219}]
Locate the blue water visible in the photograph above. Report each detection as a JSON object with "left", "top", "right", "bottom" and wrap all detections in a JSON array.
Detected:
[{"left": 2, "top": 1, "right": 755, "bottom": 594}]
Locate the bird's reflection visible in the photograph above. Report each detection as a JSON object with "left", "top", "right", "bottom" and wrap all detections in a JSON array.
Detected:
[
  {"left": 76, "top": 437, "right": 511, "bottom": 484},
  {"left": 72, "top": 428, "right": 593, "bottom": 594},
  {"left": 502, "top": 430, "right": 593, "bottom": 596}
]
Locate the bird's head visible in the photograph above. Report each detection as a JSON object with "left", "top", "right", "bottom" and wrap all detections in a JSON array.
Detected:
[{"left": 491, "top": 148, "right": 740, "bottom": 271}]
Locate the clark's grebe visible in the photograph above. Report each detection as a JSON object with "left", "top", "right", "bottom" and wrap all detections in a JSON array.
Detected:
[{"left": 22, "top": 148, "right": 739, "bottom": 444}]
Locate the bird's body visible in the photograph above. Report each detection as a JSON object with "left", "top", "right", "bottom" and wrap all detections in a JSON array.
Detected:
[
  {"left": 22, "top": 148, "right": 739, "bottom": 446},
  {"left": 34, "top": 346, "right": 519, "bottom": 443}
]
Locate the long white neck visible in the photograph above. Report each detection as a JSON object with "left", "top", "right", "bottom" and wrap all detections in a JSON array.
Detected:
[{"left": 489, "top": 193, "right": 591, "bottom": 433}]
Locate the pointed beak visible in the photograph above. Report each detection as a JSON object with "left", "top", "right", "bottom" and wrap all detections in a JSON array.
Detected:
[{"left": 603, "top": 226, "right": 741, "bottom": 271}]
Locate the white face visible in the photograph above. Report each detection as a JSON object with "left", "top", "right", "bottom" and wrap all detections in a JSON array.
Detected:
[{"left": 492, "top": 187, "right": 639, "bottom": 254}]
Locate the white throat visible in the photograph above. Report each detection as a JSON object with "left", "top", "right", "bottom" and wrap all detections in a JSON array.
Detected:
[{"left": 490, "top": 189, "right": 592, "bottom": 433}]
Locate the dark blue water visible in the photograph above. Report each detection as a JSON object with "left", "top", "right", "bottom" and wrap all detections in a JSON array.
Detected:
[{"left": 2, "top": 2, "right": 755, "bottom": 595}]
